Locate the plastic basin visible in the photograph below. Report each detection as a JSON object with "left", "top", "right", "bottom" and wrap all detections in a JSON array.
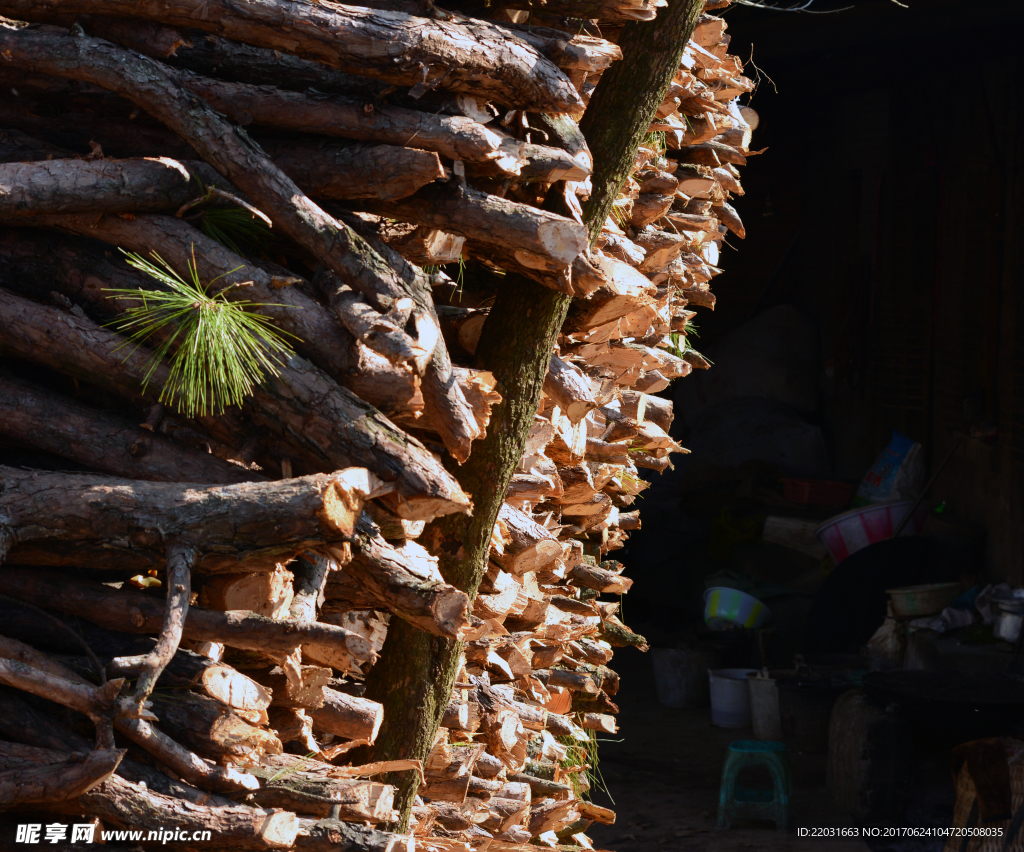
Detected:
[
  {"left": 815, "top": 500, "right": 928, "bottom": 564},
  {"left": 886, "top": 582, "right": 963, "bottom": 617},
  {"left": 704, "top": 587, "right": 770, "bottom": 630}
]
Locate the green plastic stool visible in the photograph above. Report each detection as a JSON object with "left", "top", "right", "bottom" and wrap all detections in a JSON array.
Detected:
[{"left": 716, "top": 740, "right": 791, "bottom": 832}]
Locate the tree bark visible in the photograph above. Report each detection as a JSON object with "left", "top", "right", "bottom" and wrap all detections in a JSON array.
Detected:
[
  {"left": 0, "top": 149, "right": 444, "bottom": 216},
  {"left": 0, "top": 687, "right": 240, "bottom": 807},
  {"left": 0, "top": 371, "right": 260, "bottom": 484},
  {"left": 115, "top": 716, "right": 260, "bottom": 794},
  {"left": 348, "top": 182, "right": 588, "bottom": 270},
  {"left": 543, "top": 355, "right": 598, "bottom": 425},
  {"left": 249, "top": 755, "right": 394, "bottom": 822},
  {"left": 109, "top": 649, "right": 272, "bottom": 722},
  {"left": 0, "top": 744, "right": 125, "bottom": 806},
  {"left": 149, "top": 691, "right": 283, "bottom": 762},
  {"left": 332, "top": 523, "right": 473, "bottom": 640},
  {"left": 0, "top": 568, "right": 376, "bottom": 667},
  {"left": 308, "top": 688, "right": 384, "bottom": 745},
  {"left": 360, "top": 0, "right": 705, "bottom": 830},
  {"left": 0, "top": 465, "right": 376, "bottom": 573},
  {"left": 70, "top": 773, "right": 298, "bottom": 849},
  {"left": 294, "top": 818, "right": 411, "bottom": 852},
  {"left": 0, "top": 0, "right": 584, "bottom": 115}
]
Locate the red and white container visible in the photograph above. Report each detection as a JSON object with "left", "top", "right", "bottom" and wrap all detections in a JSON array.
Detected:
[{"left": 815, "top": 500, "right": 928, "bottom": 565}]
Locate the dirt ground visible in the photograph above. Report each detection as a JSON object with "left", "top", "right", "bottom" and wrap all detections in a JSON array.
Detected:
[{"left": 587, "top": 646, "right": 874, "bottom": 852}]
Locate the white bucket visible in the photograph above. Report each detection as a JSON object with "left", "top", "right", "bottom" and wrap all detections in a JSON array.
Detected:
[
  {"left": 709, "top": 668, "right": 757, "bottom": 728},
  {"left": 748, "top": 673, "right": 783, "bottom": 740}
]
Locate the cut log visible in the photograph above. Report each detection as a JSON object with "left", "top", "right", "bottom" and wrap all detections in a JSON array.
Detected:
[
  {"left": 202, "top": 566, "right": 296, "bottom": 620},
  {"left": 295, "top": 818, "right": 412, "bottom": 852},
  {"left": 0, "top": 686, "right": 241, "bottom": 807},
  {"left": 290, "top": 554, "right": 333, "bottom": 624},
  {"left": 150, "top": 690, "right": 283, "bottom": 762},
  {"left": 0, "top": 144, "right": 444, "bottom": 210},
  {"left": 0, "top": 465, "right": 376, "bottom": 573},
  {"left": 714, "top": 200, "right": 746, "bottom": 238},
  {"left": 351, "top": 183, "right": 588, "bottom": 270},
  {"left": 0, "top": 744, "right": 125, "bottom": 806},
  {"left": 630, "top": 193, "right": 674, "bottom": 228},
  {"left": 3, "top": 2, "right": 584, "bottom": 115},
  {"left": 335, "top": 211, "right": 483, "bottom": 464},
  {"left": 0, "top": 568, "right": 376, "bottom": 668},
  {"left": 109, "top": 649, "right": 272, "bottom": 723},
  {"left": 251, "top": 755, "right": 395, "bottom": 822},
  {"left": 512, "top": 142, "right": 592, "bottom": 184},
  {"left": 568, "top": 563, "right": 633, "bottom": 595},
  {"left": 115, "top": 716, "right": 260, "bottom": 794},
  {"left": 339, "top": 517, "right": 473, "bottom": 639},
  {"left": 314, "top": 269, "right": 429, "bottom": 376},
  {"left": 492, "top": 504, "right": 563, "bottom": 576},
  {"left": 0, "top": 372, "right": 259, "bottom": 484},
  {"left": 72, "top": 773, "right": 298, "bottom": 849},
  {"left": 0, "top": 126, "right": 71, "bottom": 161},
  {"left": 0, "top": 217, "right": 415, "bottom": 419},
  {"left": 544, "top": 356, "right": 598, "bottom": 426},
  {"left": 309, "top": 688, "right": 385, "bottom": 745}
]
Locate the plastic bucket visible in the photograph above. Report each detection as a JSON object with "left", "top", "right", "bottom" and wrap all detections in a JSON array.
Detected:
[
  {"left": 815, "top": 500, "right": 928, "bottom": 565},
  {"left": 748, "top": 673, "right": 783, "bottom": 741},
  {"left": 703, "top": 587, "right": 770, "bottom": 630},
  {"left": 709, "top": 668, "right": 757, "bottom": 728},
  {"left": 651, "top": 648, "right": 719, "bottom": 708}
]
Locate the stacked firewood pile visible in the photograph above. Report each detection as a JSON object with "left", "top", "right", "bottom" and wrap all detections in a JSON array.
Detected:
[{"left": 0, "top": 0, "right": 754, "bottom": 847}]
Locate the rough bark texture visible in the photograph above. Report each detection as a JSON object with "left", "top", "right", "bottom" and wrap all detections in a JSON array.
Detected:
[
  {"left": 308, "top": 688, "right": 384, "bottom": 744},
  {"left": 0, "top": 745, "right": 125, "bottom": 806},
  {"left": 335, "top": 518, "right": 473, "bottom": 639},
  {"left": 362, "top": 283, "right": 571, "bottom": 829},
  {"left": 350, "top": 182, "right": 587, "bottom": 269},
  {"left": 361, "top": 0, "right": 705, "bottom": 829},
  {"left": 0, "top": 568, "right": 376, "bottom": 666},
  {"left": 0, "top": 0, "right": 584, "bottom": 114},
  {"left": 0, "top": 371, "right": 259, "bottom": 484},
  {"left": 0, "top": 687, "right": 240, "bottom": 807},
  {"left": 71, "top": 773, "right": 298, "bottom": 849},
  {"left": 0, "top": 465, "right": 373, "bottom": 573},
  {"left": 0, "top": 149, "right": 444, "bottom": 215},
  {"left": 295, "top": 818, "right": 410, "bottom": 852}
]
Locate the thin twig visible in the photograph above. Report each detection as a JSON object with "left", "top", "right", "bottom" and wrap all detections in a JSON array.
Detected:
[
  {"left": 128, "top": 538, "right": 194, "bottom": 717},
  {"left": 175, "top": 186, "right": 273, "bottom": 227},
  {"left": 208, "top": 186, "right": 273, "bottom": 227}
]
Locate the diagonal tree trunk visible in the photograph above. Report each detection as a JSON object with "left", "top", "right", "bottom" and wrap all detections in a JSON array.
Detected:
[{"left": 359, "top": 0, "right": 706, "bottom": 828}]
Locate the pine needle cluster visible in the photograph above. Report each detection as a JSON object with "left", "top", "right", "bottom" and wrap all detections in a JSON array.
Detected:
[{"left": 107, "top": 248, "right": 298, "bottom": 418}]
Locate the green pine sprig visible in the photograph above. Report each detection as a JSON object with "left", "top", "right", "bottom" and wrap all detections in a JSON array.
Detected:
[{"left": 107, "top": 247, "right": 298, "bottom": 418}]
